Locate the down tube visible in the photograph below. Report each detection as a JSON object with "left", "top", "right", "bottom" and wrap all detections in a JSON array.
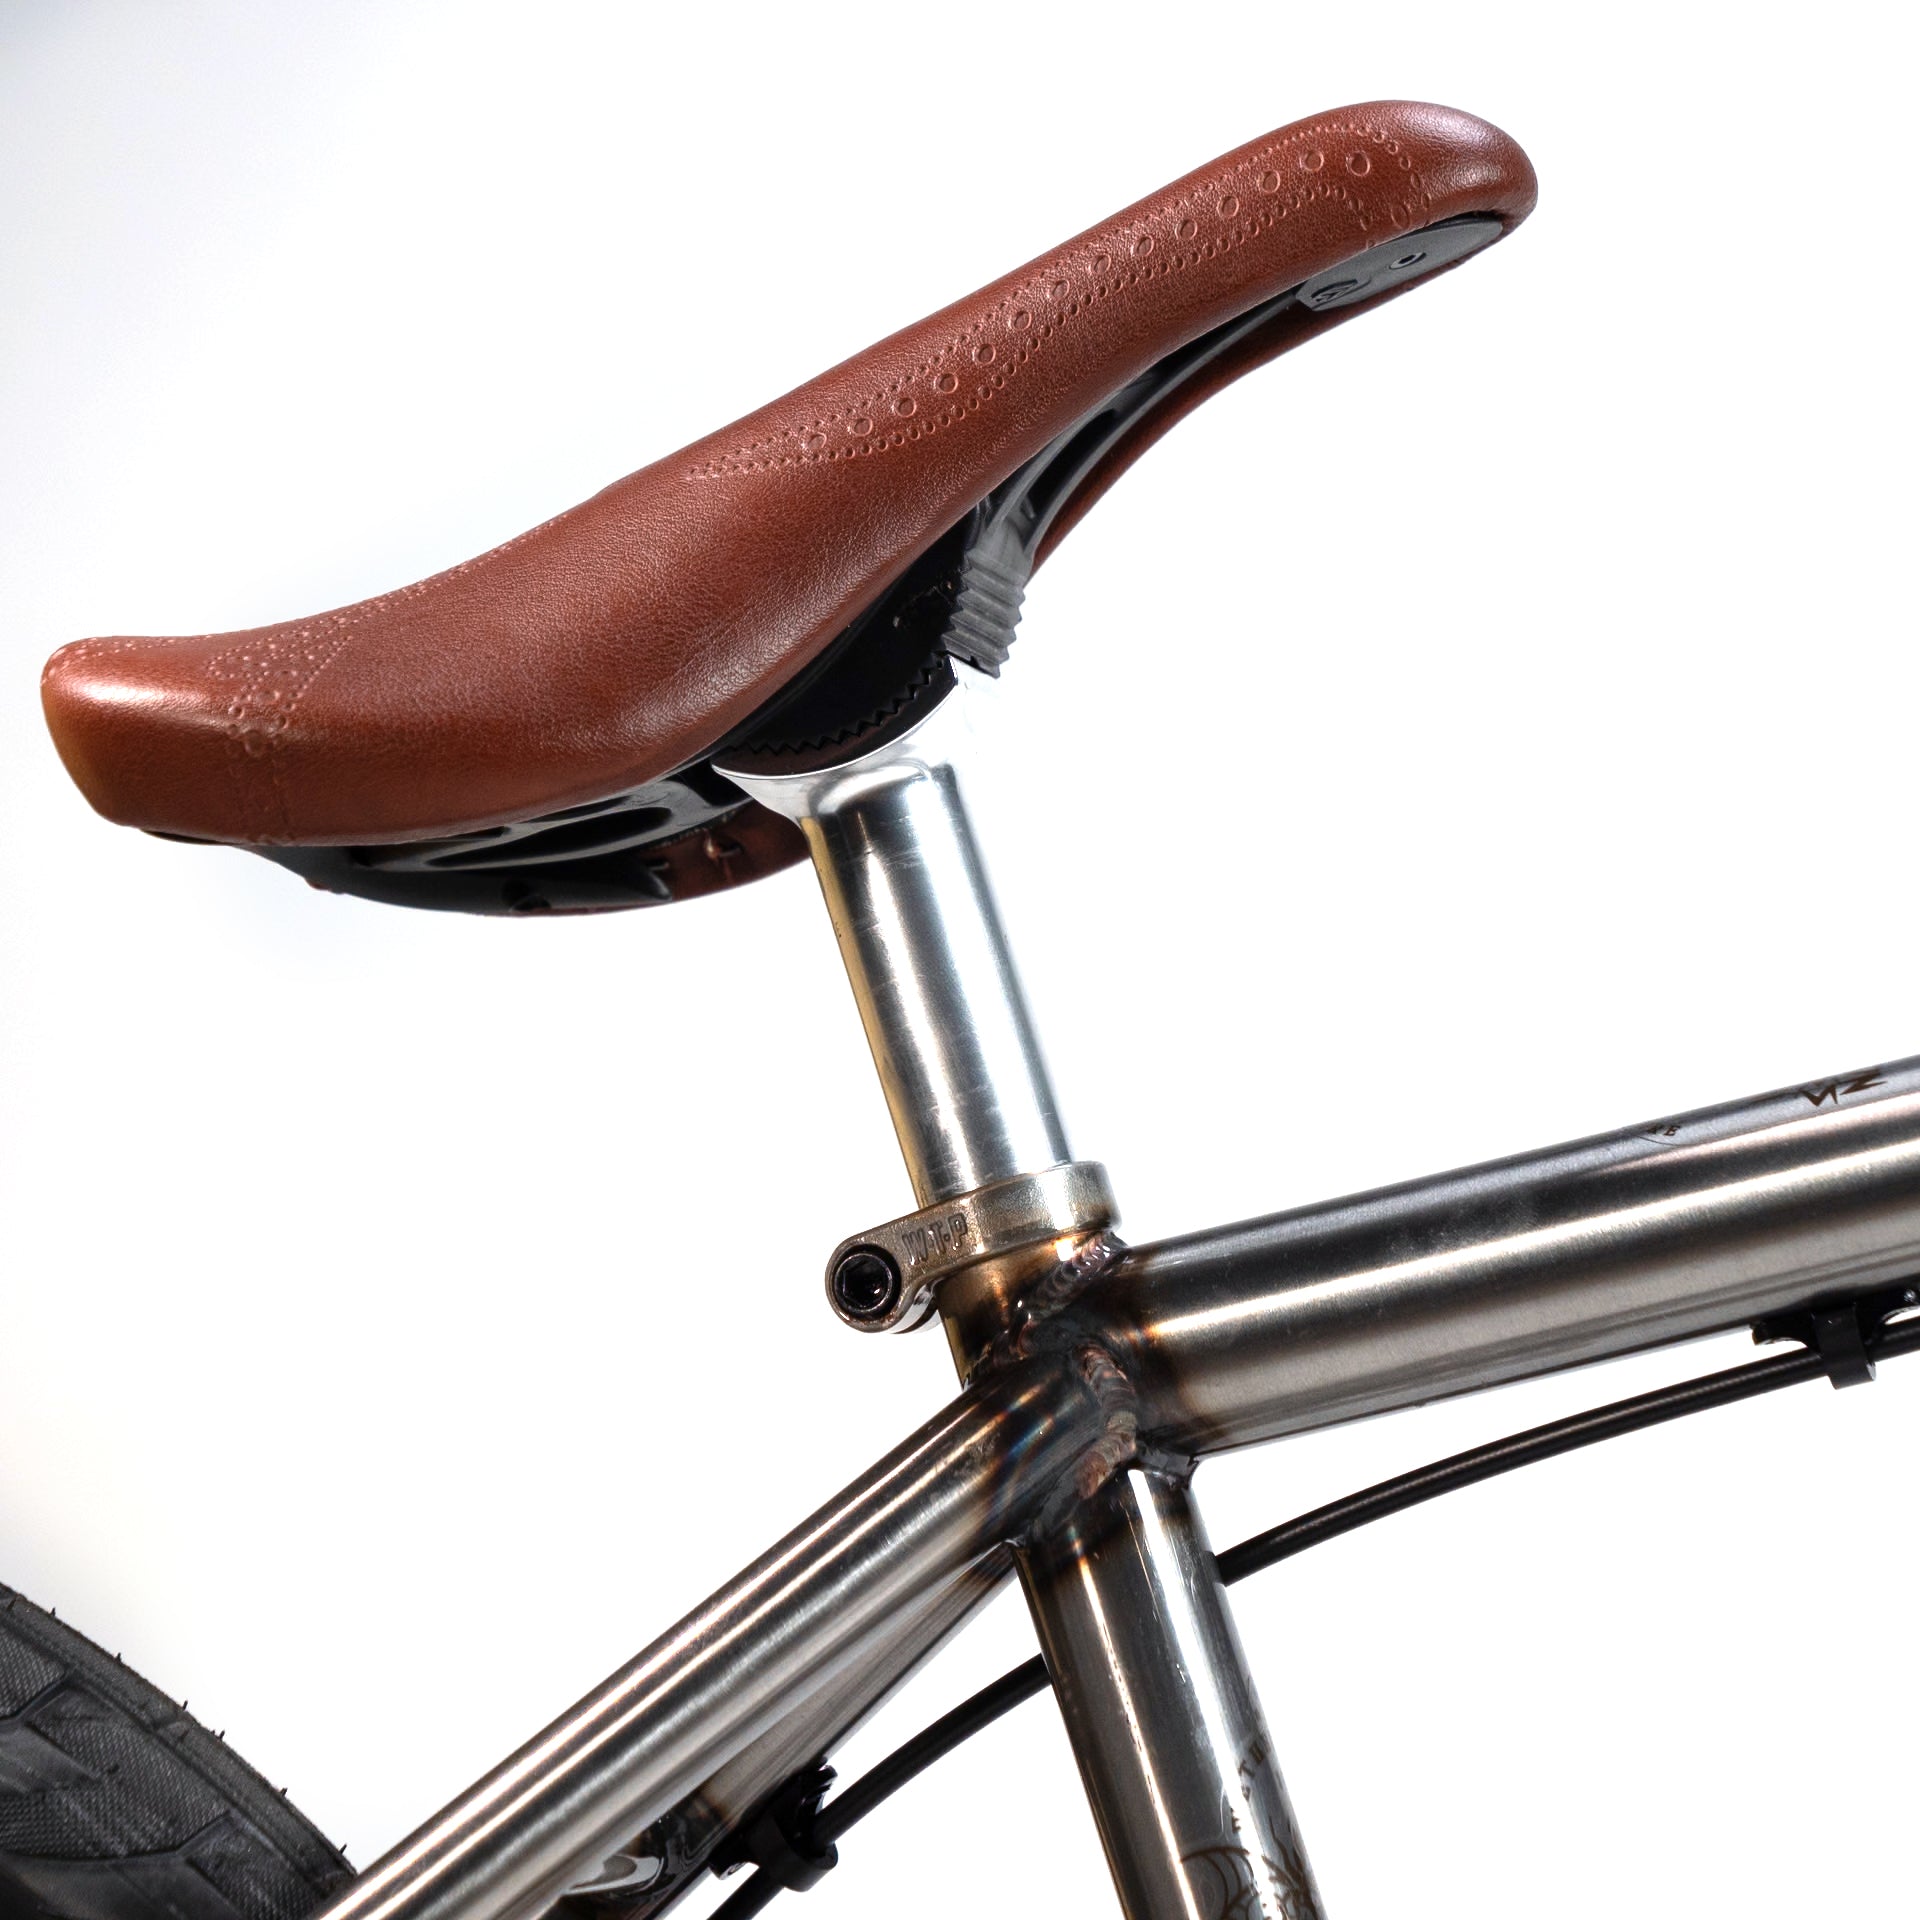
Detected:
[
  {"left": 1098, "top": 1058, "right": 1920, "bottom": 1454},
  {"left": 312, "top": 1361, "right": 1105, "bottom": 1920},
  {"left": 621, "top": 1551, "right": 1011, "bottom": 1914}
]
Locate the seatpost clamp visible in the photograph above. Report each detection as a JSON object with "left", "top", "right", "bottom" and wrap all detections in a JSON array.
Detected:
[{"left": 825, "top": 1161, "right": 1118, "bottom": 1333}]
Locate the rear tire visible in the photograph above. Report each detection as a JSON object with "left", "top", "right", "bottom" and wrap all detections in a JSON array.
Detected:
[{"left": 0, "top": 1583, "right": 352, "bottom": 1920}]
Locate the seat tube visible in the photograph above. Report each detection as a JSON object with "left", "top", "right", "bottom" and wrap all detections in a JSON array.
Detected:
[
  {"left": 728, "top": 683, "right": 1324, "bottom": 1919},
  {"left": 1018, "top": 1467, "right": 1326, "bottom": 1920}
]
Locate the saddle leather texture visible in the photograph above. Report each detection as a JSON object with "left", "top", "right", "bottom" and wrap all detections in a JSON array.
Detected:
[{"left": 42, "top": 101, "right": 1536, "bottom": 867}]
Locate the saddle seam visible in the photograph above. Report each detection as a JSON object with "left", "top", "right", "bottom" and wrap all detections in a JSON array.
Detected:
[{"left": 692, "top": 118, "right": 1426, "bottom": 480}]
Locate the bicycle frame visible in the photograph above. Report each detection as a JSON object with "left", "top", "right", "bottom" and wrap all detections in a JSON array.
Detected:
[{"left": 310, "top": 681, "right": 1920, "bottom": 1920}]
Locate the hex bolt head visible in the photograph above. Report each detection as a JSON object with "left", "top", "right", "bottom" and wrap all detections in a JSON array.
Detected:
[{"left": 831, "top": 1246, "right": 903, "bottom": 1323}]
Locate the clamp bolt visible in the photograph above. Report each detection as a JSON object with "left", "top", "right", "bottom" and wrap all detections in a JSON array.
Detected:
[
  {"left": 823, "top": 1161, "right": 1118, "bottom": 1333},
  {"left": 830, "top": 1246, "right": 903, "bottom": 1324}
]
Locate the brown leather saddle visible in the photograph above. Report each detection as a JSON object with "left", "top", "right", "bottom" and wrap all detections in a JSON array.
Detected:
[{"left": 40, "top": 100, "right": 1535, "bottom": 915}]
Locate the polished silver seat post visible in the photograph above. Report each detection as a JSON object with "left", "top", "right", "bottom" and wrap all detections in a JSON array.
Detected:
[
  {"left": 299, "top": 664, "right": 1920, "bottom": 1920},
  {"left": 727, "top": 681, "right": 1327, "bottom": 1920}
]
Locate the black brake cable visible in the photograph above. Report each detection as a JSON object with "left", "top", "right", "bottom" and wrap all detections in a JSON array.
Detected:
[{"left": 708, "top": 1304, "right": 1920, "bottom": 1920}]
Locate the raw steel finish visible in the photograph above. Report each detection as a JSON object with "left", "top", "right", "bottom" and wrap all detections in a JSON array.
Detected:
[
  {"left": 1019, "top": 1468, "right": 1324, "bottom": 1920},
  {"left": 314, "top": 1047, "right": 1920, "bottom": 1920},
  {"left": 1099, "top": 1059, "right": 1920, "bottom": 1455},
  {"left": 761, "top": 677, "right": 1327, "bottom": 1920},
  {"left": 614, "top": 1554, "right": 1012, "bottom": 1914},
  {"left": 308, "top": 1363, "right": 1110, "bottom": 1920},
  {"left": 602, "top": 1053, "right": 1920, "bottom": 1920}
]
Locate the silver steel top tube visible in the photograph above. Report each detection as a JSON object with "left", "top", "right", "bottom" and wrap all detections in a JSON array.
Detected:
[
  {"left": 1099, "top": 1056, "right": 1920, "bottom": 1454},
  {"left": 723, "top": 685, "right": 1071, "bottom": 1206}
]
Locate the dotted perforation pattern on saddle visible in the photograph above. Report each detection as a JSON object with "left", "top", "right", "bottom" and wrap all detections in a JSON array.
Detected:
[{"left": 42, "top": 102, "right": 1535, "bottom": 861}]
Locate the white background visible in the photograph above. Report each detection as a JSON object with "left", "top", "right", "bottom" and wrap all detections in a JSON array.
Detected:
[{"left": 3, "top": 3, "right": 1917, "bottom": 1916}]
